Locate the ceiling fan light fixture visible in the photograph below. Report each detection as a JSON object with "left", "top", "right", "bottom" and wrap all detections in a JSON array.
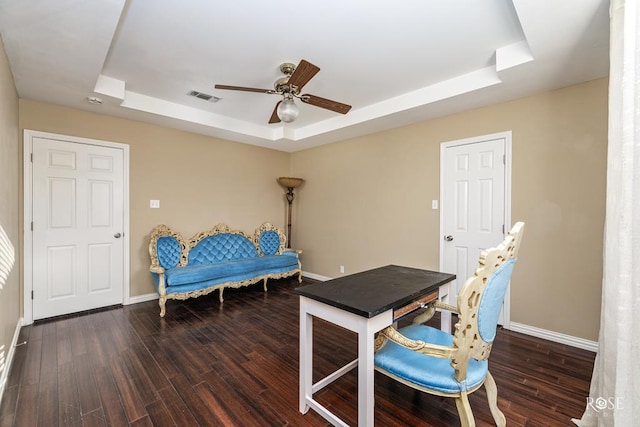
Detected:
[
  {"left": 216, "top": 59, "right": 351, "bottom": 124},
  {"left": 277, "top": 97, "right": 299, "bottom": 123}
]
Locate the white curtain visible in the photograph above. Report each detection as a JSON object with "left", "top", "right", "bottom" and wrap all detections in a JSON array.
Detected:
[{"left": 574, "top": 0, "right": 640, "bottom": 425}]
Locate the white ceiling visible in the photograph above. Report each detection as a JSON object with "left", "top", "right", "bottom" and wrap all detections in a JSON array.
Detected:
[{"left": 0, "top": 0, "right": 609, "bottom": 152}]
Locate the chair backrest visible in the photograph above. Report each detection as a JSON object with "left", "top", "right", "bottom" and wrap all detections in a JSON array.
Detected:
[
  {"left": 254, "top": 222, "right": 286, "bottom": 256},
  {"left": 451, "top": 222, "right": 525, "bottom": 382},
  {"left": 149, "top": 224, "right": 188, "bottom": 270}
]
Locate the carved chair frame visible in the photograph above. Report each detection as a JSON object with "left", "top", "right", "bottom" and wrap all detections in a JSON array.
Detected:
[{"left": 374, "top": 222, "right": 525, "bottom": 427}]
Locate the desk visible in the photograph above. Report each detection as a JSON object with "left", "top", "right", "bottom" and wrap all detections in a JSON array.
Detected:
[{"left": 295, "top": 265, "right": 455, "bottom": 426}]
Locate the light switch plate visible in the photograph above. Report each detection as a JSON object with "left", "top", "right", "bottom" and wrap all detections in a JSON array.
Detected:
[
  {"left": 150, "top": 200, "right": 160, "bottom": 208},
  {"left": 431, "top": 200, "right": 438, "bottom": 210}
]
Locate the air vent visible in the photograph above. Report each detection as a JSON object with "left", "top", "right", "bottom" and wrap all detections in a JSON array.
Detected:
[{"left": 187, "top": 90, "right": 221, "bottom": 102}]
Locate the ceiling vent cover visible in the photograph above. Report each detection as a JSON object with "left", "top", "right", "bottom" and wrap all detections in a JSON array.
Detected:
[{"left": 187, "top": 90, "right": 221, "bottom": 102}]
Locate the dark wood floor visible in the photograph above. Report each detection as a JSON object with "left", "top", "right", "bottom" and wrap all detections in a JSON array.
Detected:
[{"left": 0, "top": 277, "right": 595, "bottom": 426}]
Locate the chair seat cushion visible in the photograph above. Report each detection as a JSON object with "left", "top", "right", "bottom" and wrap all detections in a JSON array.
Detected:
[
  {"left": 164, "top": 255, "right": 298, "bottom": 287},
  {"left": 374, "top": 324, "right": 488, "bottom": 394}
]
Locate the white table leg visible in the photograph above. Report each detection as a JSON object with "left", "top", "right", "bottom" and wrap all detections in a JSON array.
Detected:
[
  {"left": 358, "top": 325, "right": 376, "bottom": 426},
  {"left": 299, "top": 298, "right": 313, "bottom": 414},
  {"left": 298, "top": 297, "right": 392, "bottom": 426}
]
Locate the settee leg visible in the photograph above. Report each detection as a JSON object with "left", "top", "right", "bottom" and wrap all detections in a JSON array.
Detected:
[
  {"left": 298, "top": 271, "right": 303, "bottom": 283},
  {"left": 159, "top": 297, "right": 166, "bottom": 317},
  {"left": 219, "top": 287, "right": 224, "bottom": 303},
  {"left": 263, "top": 278, "right": 268, "bottom": 292}
]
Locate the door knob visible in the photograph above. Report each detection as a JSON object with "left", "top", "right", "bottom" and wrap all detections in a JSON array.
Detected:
[
  {"left": 444, "top": 235, "right": 453, "bottom": 242},
  {"left": 114, "top": 232, "right": 122, "bottom": 238}
]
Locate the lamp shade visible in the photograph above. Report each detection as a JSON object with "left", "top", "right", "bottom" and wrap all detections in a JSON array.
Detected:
[
  {"left": 277, "top": 98, "right": 299, "bottom": 123},
  {"left": 278, "top": 177, "right": 304, "bottom": 189}
]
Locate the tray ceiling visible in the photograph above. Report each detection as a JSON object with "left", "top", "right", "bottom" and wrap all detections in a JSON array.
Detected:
[{"left": 0, "top": 0, "right": 609, "bottom": 152}]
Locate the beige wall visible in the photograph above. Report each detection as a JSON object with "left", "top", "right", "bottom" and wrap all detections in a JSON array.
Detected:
[
  {"left": 19, "top": 101, "right": 291, "bottom": 297},
  {"left": 291, "top": 78, "right": 608, "bottom": 341},
  {"left": 12, "top": 77, "right": 606, "bottom": 342},
  {"left": 0, "top": 37, "right": 20, "bottom": 386}
]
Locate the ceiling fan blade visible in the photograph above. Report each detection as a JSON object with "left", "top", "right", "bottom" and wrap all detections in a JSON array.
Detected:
[
  {"left": 269, "top": 101, "right": 282, "bottom": 124},
  {"left": 215, "top": 84, "right": 274, "bottom": 94},
  {"left": 302, "top": 94, "right": 352, "bottom": 114},
  {"left": 287, "top": 60, "right": 320, "bottom": 91}
]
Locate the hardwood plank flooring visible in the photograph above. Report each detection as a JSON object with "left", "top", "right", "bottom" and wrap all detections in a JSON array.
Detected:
[{"left": 0, "top": 278, "right": 595, "bottom": 426}]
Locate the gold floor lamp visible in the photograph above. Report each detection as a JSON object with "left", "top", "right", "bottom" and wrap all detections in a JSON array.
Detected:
[{"left": 277, "top": 177, "right": 304, "bottom": 248}]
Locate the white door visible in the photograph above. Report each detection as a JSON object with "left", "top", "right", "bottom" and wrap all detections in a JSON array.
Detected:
[
  {"left": 31, "top": 136, "right": 125, "bottom": 320},
  {"left": 440, "top": 133, "right": 510, "bottom": 329}
]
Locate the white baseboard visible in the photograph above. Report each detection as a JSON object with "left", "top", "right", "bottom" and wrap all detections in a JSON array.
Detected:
[
  {"left": 302, "top": 271, "right": 332, "bottom": 282},
  {"left": 0, "top": 317, "right": 24, "bottom": 404},
  {"left": 509, "top": 322, "right": 598, "bottom": 352},
  {"left": 125, "top": 293, "right": 158, "bottom": 305}
]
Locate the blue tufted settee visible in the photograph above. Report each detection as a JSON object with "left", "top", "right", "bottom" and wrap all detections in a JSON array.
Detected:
[{"left": 149, "top": 222, "right": 302, "bottom": 317}]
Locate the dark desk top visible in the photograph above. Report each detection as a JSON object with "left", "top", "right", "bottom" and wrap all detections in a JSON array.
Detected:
[{"left": 295, "top": 265, "right": 455, "bottom": 318}]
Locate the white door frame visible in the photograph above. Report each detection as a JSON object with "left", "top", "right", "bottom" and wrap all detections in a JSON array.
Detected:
[
  {"left": 23, "top": 130, "right": 130, "bottom": 325},
  {"left": 439, "top": 131, "right": 512, "bottom": 328}
]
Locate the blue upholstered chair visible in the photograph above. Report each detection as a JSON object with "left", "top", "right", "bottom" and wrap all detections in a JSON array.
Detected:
[{"left": 374, "top": 222, "right": 525, "bottom": 427}]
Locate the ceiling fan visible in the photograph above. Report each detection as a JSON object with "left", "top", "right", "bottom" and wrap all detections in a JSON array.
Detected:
[{"left": 215, "top": 59, "right": 352, "bottom": 124}]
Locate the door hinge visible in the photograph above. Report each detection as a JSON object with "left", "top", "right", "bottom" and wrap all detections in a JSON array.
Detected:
[
  {"left": 503, "top": 154, "right": 505, "bottom": 165},
  {"left": 502, "top": 224, "right": 505, "bottom": 234},
  {"left": 30, "top": 153, "right": 33, "bottom": 162},
  {"left": 31, "top": 290, "right": 34, "bottom": 300},
  {"left": 31, "top": 222, "right": 33, "bottom": 231}
]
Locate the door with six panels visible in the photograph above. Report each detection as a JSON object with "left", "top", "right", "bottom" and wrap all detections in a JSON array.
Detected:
[{"left": 31, "top": 136, "right": 125, "bottom": 320}]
